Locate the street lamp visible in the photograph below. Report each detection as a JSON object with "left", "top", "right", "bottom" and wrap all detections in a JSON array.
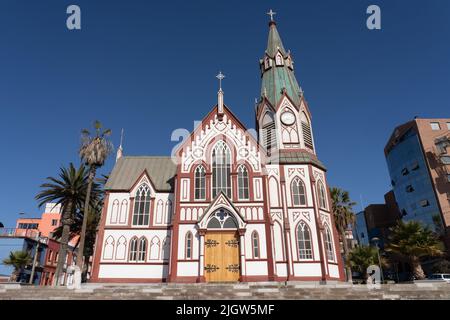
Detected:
[{"left": 371, "top": 237, "right": 384, "bottom": 283}]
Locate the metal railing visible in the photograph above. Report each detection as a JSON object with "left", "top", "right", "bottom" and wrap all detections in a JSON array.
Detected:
[{"left": 0, "top": 228, "right": 48, "bottom": 244}]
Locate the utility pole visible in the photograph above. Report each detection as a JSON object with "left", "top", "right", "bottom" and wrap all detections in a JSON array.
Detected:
[{"left": 29, "top": 232, "right": 42, "bottom": 285}]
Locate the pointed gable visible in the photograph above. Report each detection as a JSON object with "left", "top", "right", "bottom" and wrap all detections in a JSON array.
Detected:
[{"left": 177, "top": 104, "right": 263, "bottom": 173}]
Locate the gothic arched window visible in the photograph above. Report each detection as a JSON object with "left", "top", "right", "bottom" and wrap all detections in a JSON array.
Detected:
[
  {"left": 132, "top": 184, "right": 151, "bottom": 226},
  {"left": 252, "top": 231, "right": 260, "bottom": 258},
  {"left": 297, "top": 222, "right": 312, "bottom": 259},
  {"left": 138, "top": 237, "right": 147, "bottom": 262},
  {"left": 237, "top": 165, "right": 249, "bottom": 200},
  {"left": 318, "top": 181, "right": 327, "bottom": 209},
  {"left": 185, "top": 232, "right": 193, "bottom": 259},
  {"left": 275, "top": 52, "right": 284, "bottom": 66},
  {"left": 212, "top": 141, "right": 231, "bottom": 198},
  {"left": 325, "top": 226, "right": 334, "bottom": 261},
  {"left": 194, "top": 165, "right": 206, "bottom": 200},
  {"left": 291, "top": 178, "right": 306, "bottom": 206},
  {"left": 129, "top": 237, "right": 138, "bottom": 261}
]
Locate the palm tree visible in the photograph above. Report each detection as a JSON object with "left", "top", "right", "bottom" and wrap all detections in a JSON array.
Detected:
[
  {"left": 2, "top": 251, "right": 32, "bottom": 282},
  {"left": 35, "top": 163, "right": 91, "bottom": 286},
  {"left": 386, "top": 220, "right": 443, "bottom": 280},
  {"left": 330, "top": 187, "right": 356, "bottom": 282},
  {"left": 77, "top": 121, "right": 112, "bottom": 275},
  {"left": 347, "top": 245, "right": 380, "bottom": 282},
  {"left": 52, "top": 199, "right": 102, "bottom": 280}
]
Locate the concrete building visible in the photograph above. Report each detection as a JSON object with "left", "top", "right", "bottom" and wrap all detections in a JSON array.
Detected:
[
  {"left": 385, "top": 118, "right": 450, "bottom": 249},
  {"left": 15, "top": 203, "right": 62, "bottom": 238}
]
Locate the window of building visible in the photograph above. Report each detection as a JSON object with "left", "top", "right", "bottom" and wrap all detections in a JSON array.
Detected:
[
  {"left": 441, "top": 156, "right": 450, "bottom": 164},
  {"left": 411, "top": 161, "right": 419, "bottom": 170},
  {"left": 138, "top": 237, "right": 147, "bottom": 262},
  {"left": 129, "top": 237, "right": 138, "bottom": 261},
  {"left": 420, "top": 199, "right": 430, "bottom": 207},
  {"left": 194, "top": 166, "right": 206, "bottom": 200},
  {"left": 325, "top": 226, "right": 334, "bottom": 261},
  {"left": 132, "top": 184, "right": 151, "bottom": 226},
  {"left": 430, "top": 122, "right": 441, "bottom": 131},
  {"left": 237, "top": 165, "right": 249, "bottom": 200},
  {"left": 212, "top": 141, "right": 231, "bottom": 198},
  {"left": 18, "top": 223, "right": 39, "bottom": 229},
  {"left": 252, "top": 231, "right": 260, "bottom": 258},
  {"left": 318, "top": 181, "right": 327, "bottom": 209},
  {"left": 129, "top": 237, "right": 147, "bottom": 262},
  {"left": 406, "top": 185, "right": 414, "bottom": 193},
  {"left": 297, "top": 222, "right": 313, "bottom": 259},
  {"left": 291, "top": 178, "right": 306, "bottom": 206},
  {"left": 401, "top": 168, "right": 409, "bottom": 176},
  {"left": 185, "top": 232, "right": 193, "bottom": 259},
  {"left": 51, "top": 219, "right": 58, "bottom": 226}
]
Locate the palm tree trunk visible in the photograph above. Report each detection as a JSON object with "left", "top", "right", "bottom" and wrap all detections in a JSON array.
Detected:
[
  {"left": 53, "top": 201, "right": 73, "bottom": 286},
  {"left": 340, "top": 228, "right": 353, "bottom": 282},
  {"left": 76, "top": 166, "right": 96, "bottom": 277},
  {"left": 411, "top": 256, "right": 425, "bottom": 280}
]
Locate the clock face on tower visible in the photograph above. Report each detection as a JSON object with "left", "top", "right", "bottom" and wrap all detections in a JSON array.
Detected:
[{"left": 281, "top": 111, "right": 296, "bottom": 126}]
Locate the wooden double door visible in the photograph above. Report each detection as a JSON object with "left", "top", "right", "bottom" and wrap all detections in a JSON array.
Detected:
[{"left": 204, "top": 231, "right": 240, "bottom": 282}]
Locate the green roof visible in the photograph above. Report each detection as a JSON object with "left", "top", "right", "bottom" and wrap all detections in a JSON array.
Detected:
[
  {"left": 261, "top": 22, "right": 302, "bottom": 108},
  {"left": 105, "top": 156, "right": 176, "bottom": 192}
]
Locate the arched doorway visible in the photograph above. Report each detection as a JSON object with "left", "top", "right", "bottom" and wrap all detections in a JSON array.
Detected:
[{"left": 204, "top": 208, "right": 240, "bottom": 282}]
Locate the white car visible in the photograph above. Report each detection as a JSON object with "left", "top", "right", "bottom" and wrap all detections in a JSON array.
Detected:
[{"left": 419, "top": 274, "right": 450, "bottom": 283}]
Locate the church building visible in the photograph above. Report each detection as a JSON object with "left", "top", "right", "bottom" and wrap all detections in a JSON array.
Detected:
[{"left": 90, "top": 13, "right": 345, "bottom": 283}]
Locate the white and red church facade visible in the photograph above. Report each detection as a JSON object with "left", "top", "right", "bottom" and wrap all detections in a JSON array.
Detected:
[{"left": 90, "top": 17, "right": 345, "bottom": 283}]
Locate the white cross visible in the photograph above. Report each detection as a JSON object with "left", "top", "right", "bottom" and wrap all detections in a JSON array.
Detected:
[
  {"left": 267, "top": 9, "right": 276, "bottom": 21},
  {"left": 216, "top": 71, "right": 225, "bottom": 90}
]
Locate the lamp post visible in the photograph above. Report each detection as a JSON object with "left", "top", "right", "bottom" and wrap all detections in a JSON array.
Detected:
[{"left": 371, "top": 237, "right": 384, "bottom": 283}]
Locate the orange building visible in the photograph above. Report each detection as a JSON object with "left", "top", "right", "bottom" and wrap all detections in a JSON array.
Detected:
[{"left": 15, "top": 203, "right": 61, "bottom": 238}]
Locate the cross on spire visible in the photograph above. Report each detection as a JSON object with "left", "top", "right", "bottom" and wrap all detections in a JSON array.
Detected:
[
  {"left": 216, "top": 71, "right": 225, "bottom": 90},
  {"left": 267, "top": 9, "right": 276, "bottom": 21}
]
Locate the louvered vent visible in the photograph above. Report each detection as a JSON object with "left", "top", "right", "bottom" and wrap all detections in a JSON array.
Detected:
[{"left": 301, "top": 121, "right": 313, "bottom": 149}]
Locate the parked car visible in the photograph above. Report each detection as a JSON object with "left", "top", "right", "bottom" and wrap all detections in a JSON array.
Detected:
[{"left": 415, "top": 274, "right": 450, "bottom": 283}]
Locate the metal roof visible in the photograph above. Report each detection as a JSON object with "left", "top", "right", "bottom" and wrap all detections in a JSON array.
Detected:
[
  {"left": 273, "top": 150, "right": 327, "bottom": 170},
  {"left": 105, "top": 156, "right": 177, "bottom": 192},
  {"left": 261, "top": 22, "right": 302, "bottom": 108}
]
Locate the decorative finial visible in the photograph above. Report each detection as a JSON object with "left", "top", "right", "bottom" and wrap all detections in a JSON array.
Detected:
[
  {"left": 267, "top": 9, "right": 276, "bottom": 21},
  {"left": 216, "top": 71, "right": 225, "bottom": 90},
  {"left": 119, "top": 128, "right": 124, "bottom": 148},
  {"left": 216, "top": 71, "right": 225, "bottom": 118},
  {"left": 116, "top": 128, "right": 124, "bottom": 162}
]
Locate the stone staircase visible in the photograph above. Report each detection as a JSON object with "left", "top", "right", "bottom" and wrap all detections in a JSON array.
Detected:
[{"left": 1, "top": 282, "right": 450, "bottom": 300}]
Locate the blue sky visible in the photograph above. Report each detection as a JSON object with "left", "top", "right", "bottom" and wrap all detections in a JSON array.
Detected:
[{"left": 0, "top": 0, "right": 449, "bottom": 227}]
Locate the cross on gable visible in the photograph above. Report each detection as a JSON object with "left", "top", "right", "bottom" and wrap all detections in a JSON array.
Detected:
[{"left": 216, "top": 71, "right": 225, "bottom": 90}]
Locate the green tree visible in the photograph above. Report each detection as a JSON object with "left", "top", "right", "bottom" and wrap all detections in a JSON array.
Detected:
[
  {"left": 330, "top": 187, "right": 356, "bottom": 282},
  {"left": 35, "top": 163, "right": 94, "bottom": 286},
  {"left": 386, "top": 220, "right": 443, "bottom": 280},
  {"left": 77, "top": 121, "right": 112, "bottom": 276},
  {"left": 347, "top": 245, "right": 380, "bottom": 282},
  {"left": 2, "top": 251, "right": 32, "bottom": 282}
]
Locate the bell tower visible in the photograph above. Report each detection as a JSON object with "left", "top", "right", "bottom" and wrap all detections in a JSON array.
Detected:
[{"left": 256, "top": 11, "right": 315, "bottom": 157}]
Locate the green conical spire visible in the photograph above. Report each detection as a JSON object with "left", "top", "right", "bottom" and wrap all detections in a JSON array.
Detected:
[{"left": 260, "top": 20, "right": 302, "bottom": 108}]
